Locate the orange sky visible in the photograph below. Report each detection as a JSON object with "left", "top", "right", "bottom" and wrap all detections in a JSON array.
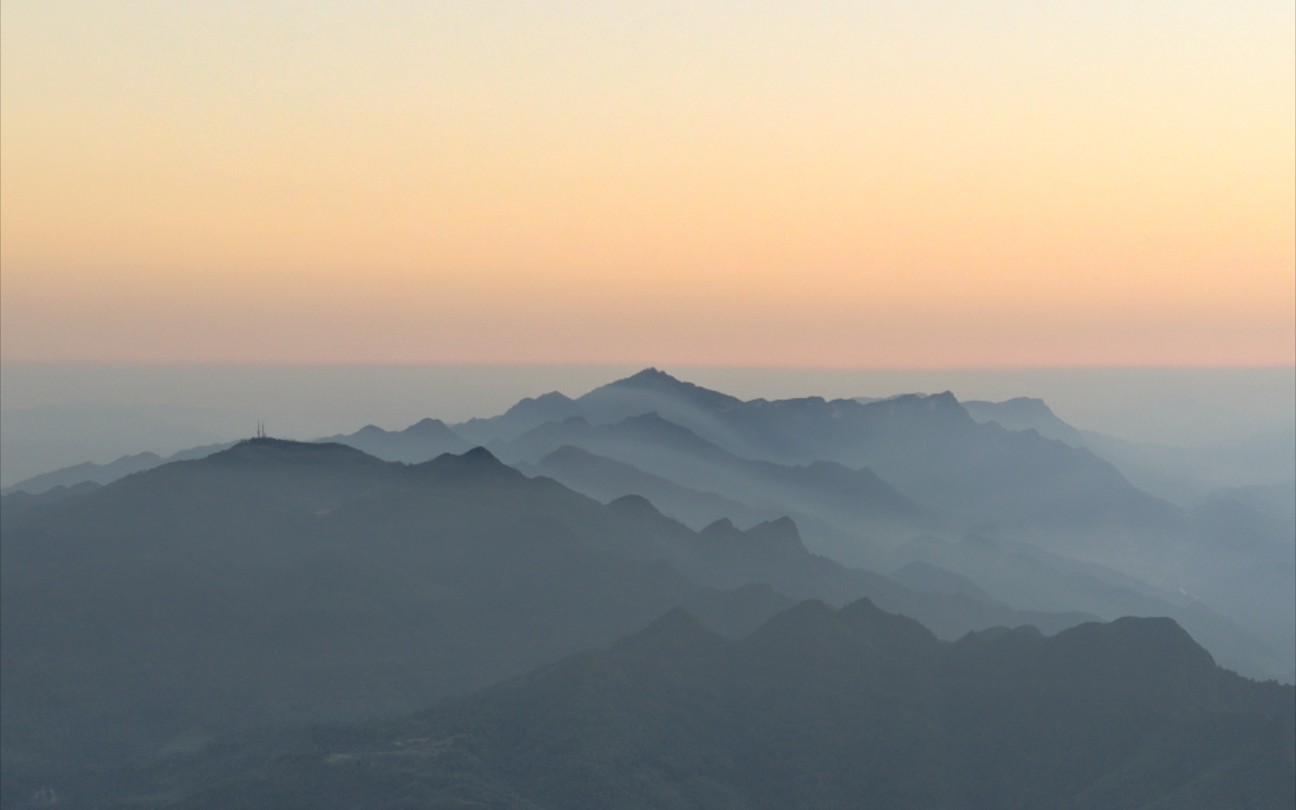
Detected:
[{"left": 2, "top": 1, "right": 1292, "bottom": 367}]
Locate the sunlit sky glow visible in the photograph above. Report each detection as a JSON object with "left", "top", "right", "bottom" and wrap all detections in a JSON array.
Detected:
[{"left": 2, "top": 1, "right": 1292, "bottom": 367}]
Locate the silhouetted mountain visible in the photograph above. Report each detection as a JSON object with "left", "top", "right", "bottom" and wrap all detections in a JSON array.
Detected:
[
  {"left": 8, "top": 369, "right": 1283, "bottom": 676},
  {"left": 492, "top": 374, "right": 1191, "bottom": 580},
  {"left": 1, "top": 450, "right": 162, "bottom": 493},
  {"left": 538, "top": 374, "right": 1287, "bottom": 656},
  {"left": 493, "top": 375, "right": 1292, "bottom": 667},
  {"left": 5, "top": 369, "right": 1291, "bottom": 808},
  {"left": 0, "top": 439, "right": 1094, "bottom": 804},
  {"left": 730, "top": 391, "right": 1182, "bottom": 545},
  {"left": 2, "top": 372, "right": 1200, "bottom": 581},
  {"left": 963, "top": 396, "right": 1087, "bottom": 445},
  {"left": 91, "top": 603, "right": 1294, "bottom": 809},
  {"left": 521, "top": 444, "right": 770, "bottom": 530},
  {"left": 454, "top": 391, "right": 592, "bottom": 444},
  {"left": 499, "top": 411, "right": 928, "bottom": 562},
  {"left": 890, "top": 560, "right": 1000, "bottom": 604},
  {"left": 580, "top": 367, "right": 744, "bottom": 420},
  {"left": 563, "top": 375, "right": 1183, "bottom": 543},
  {"left": 0, "top": 440, "right": 696, "bottom": 799},
  {"left": 0, "top": 480, "right": 101, "bottom": 517},
  {"left": 890, "top": 532, "right": 1293, "bottom": 681},
  {"left": 1, "top": 441, "right": 233, "bottom": 495},
  {"left": 319, "top": 417, "right": 470, "bottom": 463},
  {"left": 596, "top": 492, "right": 1093, "bottom": 643},
  {"left": 502, "top": 393, "right": 1285, "bottom": 673}
]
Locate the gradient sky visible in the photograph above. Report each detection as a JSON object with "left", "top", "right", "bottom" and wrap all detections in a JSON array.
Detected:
[{"left": 2, "top": 1, "right": 1293, "bottom": 367}]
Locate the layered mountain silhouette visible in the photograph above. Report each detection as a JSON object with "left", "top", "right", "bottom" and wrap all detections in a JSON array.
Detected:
[
  {"left": 962, "top": 396, "right": 1088, "bottom": 445},
  {"left": 497, "top": 411, "right": 927, "bottom": 565},
  {"left": 965, "top": 396, "right": 1296, "bottom": 507},
  {"left": 454, "top": 390, "right": 592, "bottom": 444},
  {"left": 521, "top": 444, "right": 772, "bottom": 529},
  {"left": 887, "top": 532, "right": 1289, "bottom": 679},
  {"left": 4, "top": 369, "right": 1290, "bottom": 673},
  {"left": 317, "top": 417, "right": 470, "bottom": 463},
  {"left": 3, "top": 368, "right": 1292, "bottom": 808},
  {"left": 0, "top": 441, "right": 233, "bottom": 495},
  {"left": 0, "top": 440, "right": 1100, "bottom": 803},
  {"left": 84, "top": 601, "right": 1295, "bottom": 809}
]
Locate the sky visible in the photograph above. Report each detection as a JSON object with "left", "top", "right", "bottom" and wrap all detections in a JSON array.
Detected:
[{"left": 2, "top": 1, "right": 1293, "bottom": 367}]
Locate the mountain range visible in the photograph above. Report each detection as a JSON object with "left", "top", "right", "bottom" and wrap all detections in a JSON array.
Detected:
[
  {"left": 2, "top": 367, "right": 1292, "bottom": 807},
  {"left": 1, "top": 438, "right": 1111, "bottom": 805},
  {"left": 67, "top": 600, "right": 1296, "bottom": 809}
]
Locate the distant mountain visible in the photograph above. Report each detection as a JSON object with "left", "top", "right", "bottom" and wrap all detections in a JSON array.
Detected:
[
  {"left": 0, "top": 450, "right": 163, "bottom": 493},
  {"left": 962, "top": 396, "right": 1088, "bottom": 445},
  {"left": 498, "top": 411, "right": 930, "bottom": 563},
  {"left": 1197, "top": 481, "right": 1296, "bottom": 539},
  {"left": 4, "top": 415, "right": 472, "bottom": 493},
  {"left": 454, "top": 391, "right": 592, "bottom": 444},
  {"left": 572, "top": 367, "right": 756, "bottom": 453},
  {"left": 544, "top": 371, "right": 1184, "bottom": 544},
  {"left": 1, "top": 372, "right": 1186, "bottom": 551},
  {"left": 483, "top": 374, "right": 1290, "bottom": 655},
  {"left": 318, "top": 417, "right": 470, "bottom": 462},
  {"left": 1083, "top": 426, "right": 1296, "bottom": 503},
  {"left": 7, "top": 369, "right": 1284, "bottom": 671},
  {"left": 94, "top": 602, "right": 1295, "bottom": 809},
  {"left": 0, "top": 480, "right": 101, "bottom": 517},
  {"left": 1, "top": 441, "right": 233, "bottom": 495},
  {"left": 964, "top": 396, "right": 1295, "bottom": 505},
  {"left": 889, "top": 559, "right": 1000, "bottom": 604},
  {"left": 508, "top": 372, "right": 1293, "bottom": 677},
  {"left": 582, "top": 367, "right": 744, "bottom": 416},
  {"left": 889, "top": 533, "right": 1293, "bottom": 681},
  {"left": 522, "top": 444, "right": 772, "bottom": 530},
  {"left": 728, "top": 390, "right": 1183, "bottom": 544}
]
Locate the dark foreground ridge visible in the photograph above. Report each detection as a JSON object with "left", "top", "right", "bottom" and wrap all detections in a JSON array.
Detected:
[{"left": 77, "top": 601, "right": 1296, "bottom": 809}]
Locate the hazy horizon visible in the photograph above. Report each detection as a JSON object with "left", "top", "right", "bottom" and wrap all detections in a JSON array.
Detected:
[{"left": 3, "top": 361, "right": 1292, "bottom": 487}]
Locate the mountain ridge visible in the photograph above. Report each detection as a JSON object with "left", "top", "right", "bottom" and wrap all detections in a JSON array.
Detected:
[{"left": 82, "top": 601, "right": 1294, "bottom": 809}]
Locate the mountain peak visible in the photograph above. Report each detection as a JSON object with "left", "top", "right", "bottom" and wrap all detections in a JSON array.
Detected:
[
  {"left": 503, "top": 391, "right": 581, "bottom": 418},
  {"left": 614, "top": 412, "right": 711, "bottom": 444},
  {"left": 744, "top": 599, "right": 854, "bottom": 656},
  {"left": 606, "top": 493, "right": 665, "bottom": 520},
  {"left": 701, "top": 517, "right": 738, "bottom": 537},
  {"left": 403, "top": 417, "right": 452, "bottom": 434},
  {"left": 961, "top": 397, "right": 1085, "bottom": 445},
  {"left": 838, "top": 597, "right": 939, "bottom": 651},
  {"left": 215, "top": 438, "right": 378, "bottom": 467},
  {"left": 614, "top": 607, "right": 725, "bottom": 658},
  {"left": 1045, "top": 616, "right": 1219, "bottom": 701},
  {"left": 864, "top": 391, "right": 970, "bottom": 421},
  {"left": 1057, "top": 616, "right": 1212, "bottom": 665},
  {"left": 580, "top": 369, "right": 744, "bottom": 418},
  {"left": 624, "top": 367, "right": 674, "bottom": 383},
  {"left": 416, "top": 446, "right": 519, "bottom": 481},
  {"left": 743, "top": 516, "right": 805, "bottom": 552}
]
